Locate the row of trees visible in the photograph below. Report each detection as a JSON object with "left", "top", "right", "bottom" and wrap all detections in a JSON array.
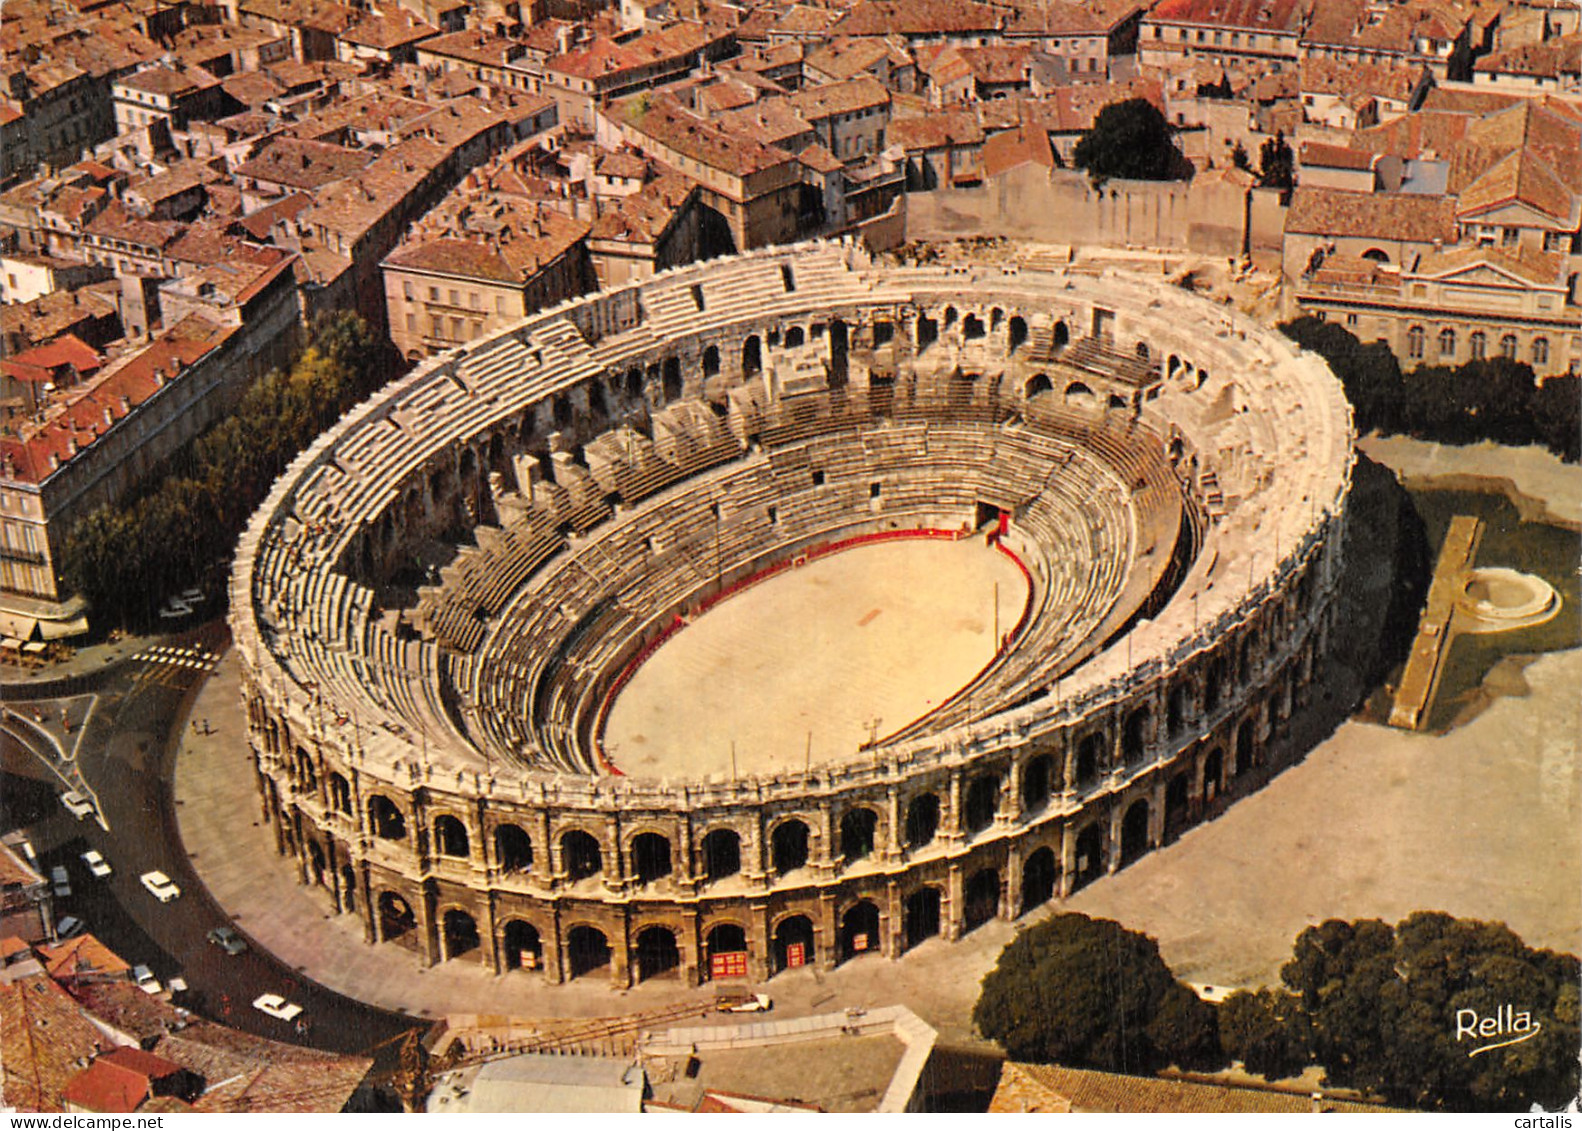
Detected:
[
  {"left": 974, "top": 911, "right": 1580, "bottom": 1111},
  {"left": 62, "top": 313, "right": 389, "bottom": 629},
  {"left": 1074, "top": 98, "right": 1293, "bottom": 189},
  {"left": 1279, "top": 317, "right": 1580, "bottom": 461}
]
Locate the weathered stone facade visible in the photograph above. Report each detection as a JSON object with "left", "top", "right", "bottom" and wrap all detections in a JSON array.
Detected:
[{"left": 231, "top": 241, "right": 1353, "bottom": 989}]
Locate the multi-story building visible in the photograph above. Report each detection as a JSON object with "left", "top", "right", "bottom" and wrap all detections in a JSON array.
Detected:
[
  {"left": 381, "top": 195, "right": 594, "bottom": 361},
  {"left": 1140, "top": 0, "right": 1310, "bottom": 72},
  {"left": 111, "top": 63, "right": 226, "bottom": 133}
]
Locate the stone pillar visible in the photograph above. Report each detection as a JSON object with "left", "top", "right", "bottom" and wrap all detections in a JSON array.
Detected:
[
  {"left": 611, "top": 911, "right": 631, "bottom": 989},
  {"left": 1149, "top": 777, "right": 1166, "bottom": 848},
  {"left": 945, "top": 771, "right": 964, "bottom": 843},
  {"left": 680, "top": 907, "right": 702, "bottom": 986},
  {"left": 883, "top": 879, "right": 901, "bottom": 958},
  {"left": 419, "top": 887, "right": 438, "bottom": 967},
  {"left": 483, "top": 893, "right": 502, "bottom": 975},
  {"left": 1058, "top": 822, "right": 1077, "bottom": 897},
  {"left": 1105, "top": 803, "right": 1123, "bottom": 874},
  {"left": 945, "top": 863, "right": 964, "bottom": 941},
  {"left": 818, "top": 891, "right": 839, "bottom": 972},
  {"left": 1004, "top": 842, "right": 1022, "bottom": 919},
  {"left": 749, "top": 900, "right": 773, "bottom": 981},
  {"left": 603, "top": 815, "right": 624, "bottom": 895},
  {"left": 883, "top": 786, "right": 903, "bottom": 861}
]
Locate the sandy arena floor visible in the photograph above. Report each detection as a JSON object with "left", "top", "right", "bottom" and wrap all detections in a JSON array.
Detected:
[{"left": 603, "top": 537, "right": 1030, "bottom": 778}]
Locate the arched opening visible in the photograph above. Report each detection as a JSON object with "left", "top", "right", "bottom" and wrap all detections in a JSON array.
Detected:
[
  {"left": 631, "top": 832, "right": 672, "bottom": 885},
  {"left": 904, "top": 793, "right": 940, "bottom": 848},
  {"left": 1075, "top": 733, "right": 1103, "bottom": 787},
  {"left": 1164, "top": 772, "right": 1190, "bottom": 841},
  {"left": 702, "top": 344, "right": 720, "bottom": 376},
  {"left": 1135, "top": 340, "right": 1150, "bottom": 360},
  {"left": 503, "top": 919, "right": 542, "bottom": 971},
  {"left": 434, "top": 815, "right": 469, "bottom": 859},
  {"left": 369, "top": 795, "right": 406, "bottom": 840},
  {"left": 553, "top": 392, "right": 572, "bottom": 427},
  {"left": 1500, "top": 333, "right": 1518, "bottom": 360},
  {"left": 1167, "top": 685, "right": 1187, "bottom": 738},
  {"left": 662, "top": 356, "right": 682, "bottom": 400},
  {"left": 773, "top": 915, "right": 815, "bottom": 972},
  {"left": 378, "top": 891, "right": 416, "bottom": 943},
  {"left": 561, "top": 829, "right": 602, "bottom": 881},
  {"left": 307, "top": 840, "right": 327, "bottom": 886},
  {"left": 1021, "top": 847, "right": 1057, "bottom": 913},
  {"left": 943, "top": 305, "right": 957, "bottom": 329},
  {"left": 1073, "top": 823, "right": 1103, "bottom": 890},
  {"left": 1361, "top": 248, "right": 1389, "bottom": 264},
  {"left": 1022, "top": 755, "right": 1052, "bottom": 810},
  {"left": 964, "top": 774, "right": 999, "bottom": 833},
  {"left": 566, "top": 925, "right": 611, "bottom": 979},
  {"left": 634, "top": 925, "right": 680, "bottom": 981},
  {"left": 327, "top": 772, "right": 351, "bottom": 815},
  {"left": 829, "top": 318, "right": 849, "bottom": 386},
  {"left": 340, "top": 864, "right": 356, "bottom": 912},
  {"left": 1053, "top": 320, "right": 1069, "bottom": 348},
  {"left": 1235, "top": 719, "right": 1255, "bottom": 777},
  {"left": 587, "top": 380, "right": 607, "bottom": 418},
  {"left": 704, "top": 923, "right": 748, "bottom": 979},
  {"left": 785, "top": 325, "right": 805, "bottom": 348},
  {"left": 1024, "top": 372, "right": 1052, "bottom": 398},
  {"left": 1065, "top": 381, "right": 1095, "bottom": 407},
  {"left": 1008, "top": 315, "right": 1028, "bottom": 354},
  {"left": 839, "top": 901, "right": 880, "bottom": 961},
  {"left": 903, "top": 888, "right": 941, "bottom": 950},
  {"left": 963, "top": 868, "right": 1000, "bottom": 932},
  {"left": 442, "top": 908, "right": 480, "bottom": 960},
  {"left": 1120, "top": 800, "right": 1150, "bottom": 865},
  {"left": 295, "top": 749, "right": 316, "bottom": 791},
  {"left": 770, "top": 820, "right": 810, "bottom": 874},
  {"left": 1108, "top": 393, "right": 1128, "bottom": 409},
  {"left": 839, "top": 808, "right": 878, "bottom": 863},
  {"left": 916, "top": 315, "right": 937, "bottom": 352},
  {"left": 742, "top": 335, "right": 762, "bottom": 376},
  {"left": 1205, "top": 660, "right": 1224, "bottom": 711},
  {"left": 702, "top": 828, "right": 741, "bottom": 881},
  {"left": 963, "top": 313, "right": 985, "bottom": 340},
  {"left": 625, "top": 367, "right": 643, "bottom": 398},
  {"left": 1122, "top": 706, "right": 1151, "bottom": 763},
  {"left": 1204, "top": 746, "right": 1224, "bottom": 802},
  {"left": 494, "top": 824, "right": 532, "bottom": 873}
]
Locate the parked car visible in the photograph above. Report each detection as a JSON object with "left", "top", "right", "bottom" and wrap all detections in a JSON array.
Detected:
[
  {"left": 81, "top": 850, "right": 111, "bottom": 878},
  {"left": 139, "top": 871, "right": 181, "bottom": 902},
  {"left": 716, "top": 992, "right": 772, "bottom": 1013},
  {"left": 252, "top": 993, "right": 303, "bottom": 1022},
  {"left": 207, "top": 926, "right": 248, "bottom": 956},
  {"left": 132, "top": 965, "right": 162, "bottom": 995},
  {"left": 17, "top": 838, "right": 37, "bottom": 864},
  {"left": 56, "top": 915, "right": 84, "bottom": 938},
  {"left": 50, "top": 865, "right": 70, "bottom": 898},
  {"left": 59, "top": 790, "right": 93, "bottom": 819}
]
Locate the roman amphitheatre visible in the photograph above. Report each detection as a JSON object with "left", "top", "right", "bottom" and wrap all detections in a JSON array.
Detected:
[{"left": 230, "top": 239, "right": 1352, "bottom": 989}]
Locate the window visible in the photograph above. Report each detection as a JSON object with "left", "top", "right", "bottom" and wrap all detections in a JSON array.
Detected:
[
  {"left": 1502, "top": 227, "right": 1519, "bottom": 247},
  {"left": 1532, "top": 337, "right": 1549, "bottom": 367},
  {"left": 496, "top": 295, "right": 507, "bottom": 314},
  {"left": 1346, "top": 313, "right": 1358, "bottom": 327},
  {"left": 448, "top": 289, "right": 460, "bottom": 306},
  {"left": 403, "top": 280, "right": 414, "bottom": 300},
  {"left": 1470, "top": 331, "right": 1486, "bottom": 360},
  {"left": 429, "top": 286, "right": 439, "bottom": 302},
  {"left": 1406, "top": 325, "right": 1425, "bottom": 359},
  {"left": 406, "top": 312, "right": 417, "bottom": 332},
  {"left": 1438, "top": 327, "right": 1456, "bottom": 357},
  {"left": 469, "top": 291, "right": 481, "bottom": 310},
  {"left": 1500, "top": 334, "right": 1518, "bottom": 360}
]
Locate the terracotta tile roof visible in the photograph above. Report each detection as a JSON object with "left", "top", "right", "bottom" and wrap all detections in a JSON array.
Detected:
[
  {"left": 1, "top": 335, "right": 102, "bottom": 384},
  {"left": 832, "top": 0, "right": 1007, "bottom": 38},
  {"left": 1285, "top": 185, "right": 1459, "bottom": 241},
  {"left": 60, "top": 1050, "right": 185, "bottom": 1114},
  {"left": 117, "top": 63, "right": 210, "bottom": 97},
  {"left": 1473, "top": 33, "right": 1582, "bottom": 79},
  {"left": 990, "top": 1063, "right": 1410, "bottom": 1113},
  {"left": 788, "top": 75, "right": 889, "bottom": 120},
  {"left": 1410, "top": 241, "right": 1567, "bottom": 286},
  {"left": 339, "top": 11, "right": 438, "bottom": 50},
  {"left": 1299, "top": 141, "right": 1376, "bottom": 170},
  {"left": 804, "top": 36, "right": 894, "bottom": 80},
  {"left": 796, "top": 141, "right": 845, "bottom": 175},
  {"left": 1298, "top": 57, "right": 1424, "bottom": 101},
  {"left": 81, "top": 202, "right": 183, "bottom": 250},
  {"left": 235, "top": 137, "right": 372, "bottom": 190},
  {"left": 1148, "top": 0, "right": 1308, "bottom": 31},
  {"left": 1455, "top": 145, "right": 1577, "bottom": 223},
  {"left": 386, "top": 197, "right": 590, "bottom": 282},
  {"left": 221, "top": 70, "right": 286, "bottom": 108},
  {"left": 590, "top": 170, "right": 697, "bottom": 243},
  {"left": 982, "top": 114, "right": 1056, "bottom": 177},
  {"left": 417, "top": 28, "right": 519, "bottom": 67},
  {"left": 617, "top": 94, "right": 798, "bottom": 178},
  {"left": 1006, "top": 0, "right": 1141, "bottom": 35},
  {"left": 153, "top": 1022, "right": 372, "bottom": 1113},
  {"left": 0, "top": 975, "right": 110, "bottom": 1112},
  {"left": 886, "top": 109, "right": 983, "bottom": 150}
]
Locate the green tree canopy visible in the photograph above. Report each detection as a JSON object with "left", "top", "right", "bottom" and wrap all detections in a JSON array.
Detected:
[
  {"left": 1073, "top": 99, "right": 1180, "bottom": 183},
  {"left": 1217, "top": 988, "right": 1312, "bottom": 1081},
  {"left": 1258, "top": 130, "right": 1294, "bottom": 190},
  {"left": 1280, "top": 913, "right": 1580, "bottom": 1111},
  {"left": 974, "top": 912, "right": 1220, "bottom": 1074}
]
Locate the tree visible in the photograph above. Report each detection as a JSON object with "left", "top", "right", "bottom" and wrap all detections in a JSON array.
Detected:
[
  {"left": 1279, "top": 913, "right": 1580, "bottom": 1111},
  {"left": 1218, "top": 988, "right": 1311, "bottom": 1080},
  {"left": 1278, "top": 316, "right": 1404, "bottom": 435},
  {"left": 1231, "top": 141, "right": 1251, "bottom": 173},
  {"left": 1258, "top": 130, "right": 1294, "bottom": 191},
  {"left": 974, "top": 912, "right": 1221, "bottom": 1074},
  {"left": 1073, "top": 99, "right": 1180, "bottom": 184}
]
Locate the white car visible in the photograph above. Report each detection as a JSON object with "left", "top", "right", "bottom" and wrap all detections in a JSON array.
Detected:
[
  {"left": 131, "top": 965, "right": 162, "bottom": 995},
  {"left": 252, "top": 993, "right": 304, "bottom": 1022},
  {"left": 60, "top": 790, "right": 94, "bottom": 819},
  {"left": 50, "top": 865, "right": 70, "bottom": 898},
  {"left": 18, "top": 838, "right": 37, "bottom": 864},
  {"left": 56, "top": 915, "right": 84, "bottom": 938},
  {"left": 81, "top": 850, "right": 111, "bottom": 878},
  {"left": 139, "top": 871, "right": 181, "bottom": 902}
]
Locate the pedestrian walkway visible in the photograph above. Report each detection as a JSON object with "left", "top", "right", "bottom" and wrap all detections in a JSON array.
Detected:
[{"left": 170, "top": 651, "right": 1014, "bottom": 1044}]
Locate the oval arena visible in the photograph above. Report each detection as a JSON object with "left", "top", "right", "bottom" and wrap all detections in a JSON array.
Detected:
[{"left": 230, "top": 241, "right": 1354, "bottom": 988}]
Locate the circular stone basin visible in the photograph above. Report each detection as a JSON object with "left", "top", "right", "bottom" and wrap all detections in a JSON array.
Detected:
[
  {"left": 1456, "top": 567, "right": 1559, "bottom": 633},
  {"left": 601, "top": 537, "right": 1031, "bottom": 779}
]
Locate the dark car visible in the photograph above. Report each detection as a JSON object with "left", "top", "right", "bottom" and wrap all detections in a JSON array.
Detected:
[{"left": 207, "top": 926, "right": 249, "bottom": 956}]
